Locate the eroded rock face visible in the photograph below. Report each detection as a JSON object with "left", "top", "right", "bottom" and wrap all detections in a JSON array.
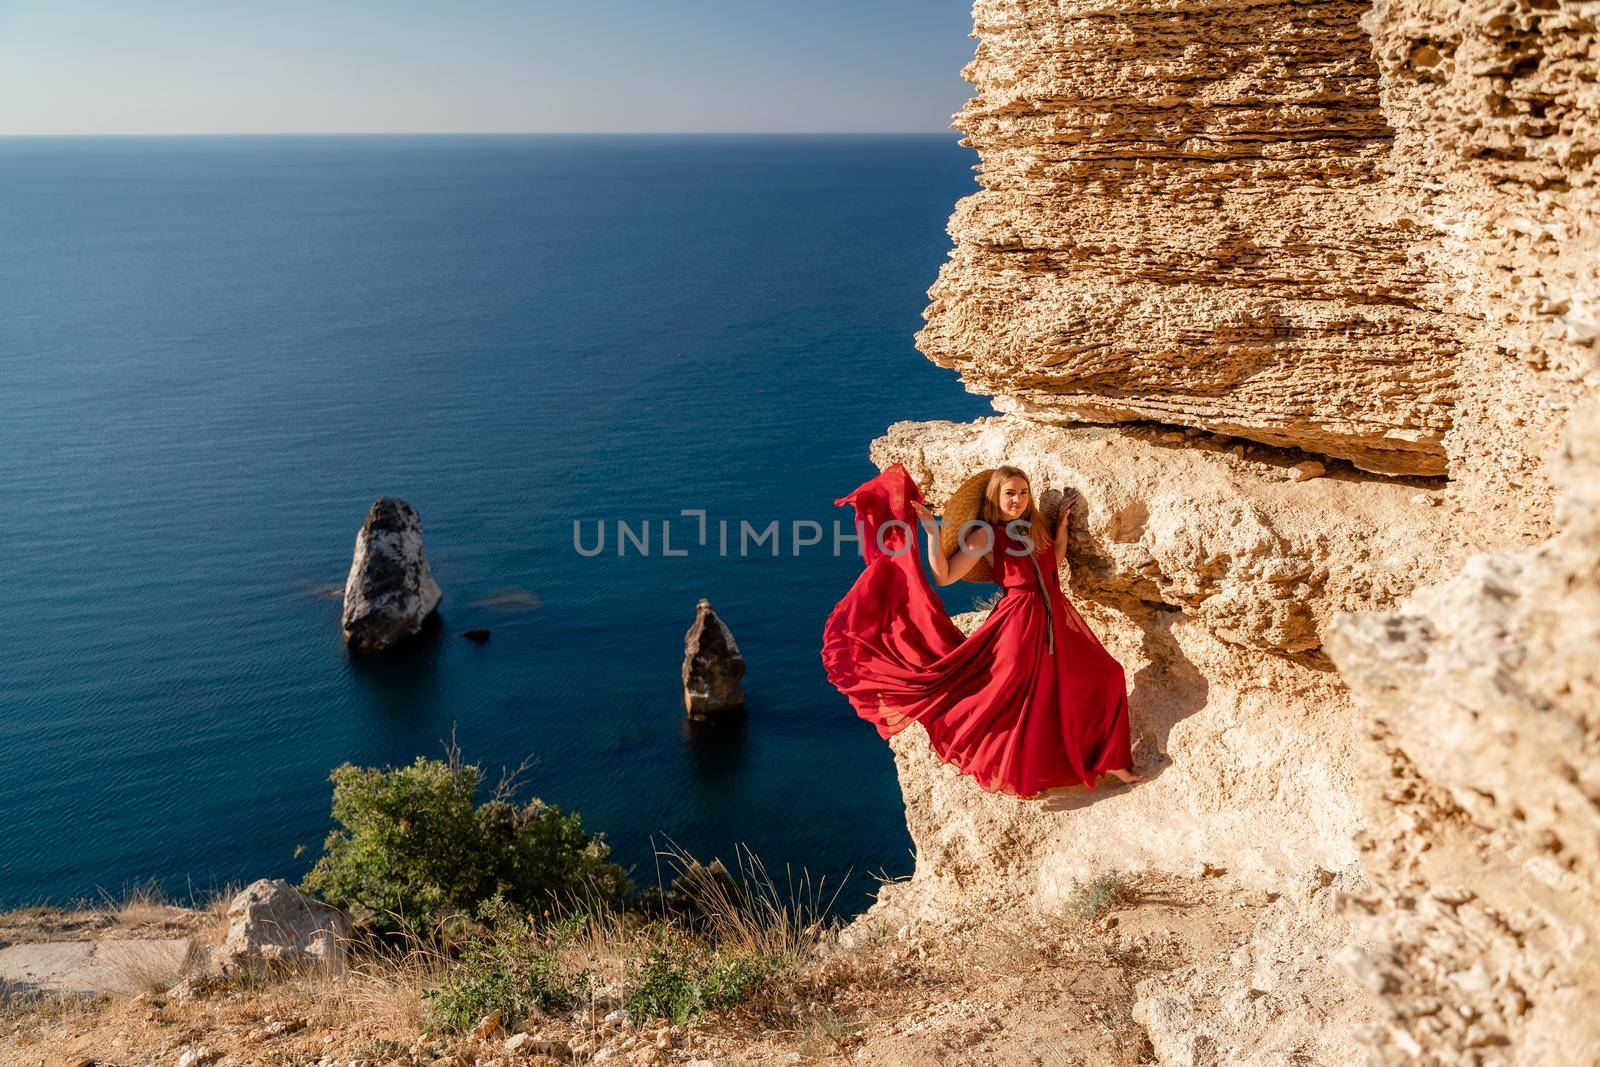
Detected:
[
  {"left": 918, "top": 0, "right": 1462, "bottom": 475},
  {"left": 222, "top": 879, "right": 348, "bottom": 977},
  {"left": 875, "top": 418, "right": 1451, "bottom": 655},
  {"left": 340, "top": 497, "right": 443, "bottom": 653},
  {"left": 874, "top": 598, "right": 1366, "bottom": 922},
  {"left": 850, "top": 1, "right": 1597, "bottom": 1064},
  {"left": 1365, "top": 0, "right": 1599, "bottom": 523},
  {"left": 1325, "top": 403, "right": 1600, "bottom": 1064},
  {"left": 682, "top": 598, "right": 745, "bottom": 718}
]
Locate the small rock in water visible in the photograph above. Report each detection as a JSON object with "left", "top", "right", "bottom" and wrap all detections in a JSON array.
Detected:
[
  {"left": 341, "top": 496, "right": 443, "bottom": 653},
  {"left": 463, "top": 628, "right": 492, "bottom": 643},
  {"left": 682, "top": 599, "right": 745, "bottom": 719}
]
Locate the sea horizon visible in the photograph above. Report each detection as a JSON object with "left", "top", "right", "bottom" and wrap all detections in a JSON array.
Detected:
[{"left": 0, "top": 131, "right": 961, "bottom": 140}]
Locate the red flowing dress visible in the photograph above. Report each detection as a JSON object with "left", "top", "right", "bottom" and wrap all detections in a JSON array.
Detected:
[{"left": 820, "top": 463, "right": 1133, "bottom": 797}]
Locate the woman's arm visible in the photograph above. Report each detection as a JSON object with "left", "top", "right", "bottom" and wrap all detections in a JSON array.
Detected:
[
  {"left": 913, "top": 502, "right": 988, "bottom": 586},
  {"left": 1052, "top": 492, "right": 1076, "bottom": 570}
]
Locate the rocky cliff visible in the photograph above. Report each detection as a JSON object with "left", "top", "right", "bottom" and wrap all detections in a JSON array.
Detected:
[{"left": 853, "top": 2, "right": 1597, "bottom": 1063}]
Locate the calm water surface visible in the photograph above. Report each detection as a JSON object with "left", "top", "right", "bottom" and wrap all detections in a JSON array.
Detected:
[{"left": 0, "top": 134, "right": 990, "bottom": 912}]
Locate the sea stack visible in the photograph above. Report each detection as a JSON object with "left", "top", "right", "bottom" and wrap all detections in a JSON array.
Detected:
[
  {"left": 682, "top": 598, "right": 745, "bottom": 719},
  {"left": 340, "top": 497, "right": 443, "bottom": 653}
]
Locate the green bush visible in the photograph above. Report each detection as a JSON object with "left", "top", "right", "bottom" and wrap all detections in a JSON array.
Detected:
[
  {"left": 299, "top": 755, "right": 632, "bottom": 933},
  {"left": 625, "top": 934, "right": 775, "bottom": 1025},
  {"left": 423, "top": 896, "right": 593, "bottom": 1033}
]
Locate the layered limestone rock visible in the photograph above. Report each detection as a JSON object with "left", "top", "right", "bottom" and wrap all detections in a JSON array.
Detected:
[
  {"left": 918, "top": 0, "right": 1463, "bottom": 476},
  {"left": 1364, "top": 0, "right": 1599, "bottom": 531},
  {"left": 875, "top": 418, "right": 1451, "bottom": 656},
  {"left": 854, "top": 1, "right": 1597, "bottom": 1064}
]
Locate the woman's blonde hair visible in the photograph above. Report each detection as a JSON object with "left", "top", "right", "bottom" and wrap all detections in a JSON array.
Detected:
[{"left": 979, "top": 465, "right": 1052, "bottom": 552}]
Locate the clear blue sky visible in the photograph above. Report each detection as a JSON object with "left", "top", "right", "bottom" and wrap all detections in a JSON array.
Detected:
[{"left": 0, "top": 1, "right": 977, "bottom": 134}]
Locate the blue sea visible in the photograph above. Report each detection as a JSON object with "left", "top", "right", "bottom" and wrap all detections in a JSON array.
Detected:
[{"left": 0, "top": 135, "right": 991, "bottom": 914}]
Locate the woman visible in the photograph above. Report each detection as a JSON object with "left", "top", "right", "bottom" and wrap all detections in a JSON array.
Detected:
[{"left": 820, "top": 462, "right": 1140, "bottom": 797}]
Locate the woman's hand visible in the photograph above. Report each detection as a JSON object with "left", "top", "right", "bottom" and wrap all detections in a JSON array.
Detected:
[
  {"left": 910, "top": 500, "right": 938, "bottom": 530},
  {"left": 1055, "top": 492, "right": 1078, "bottom": 541}
]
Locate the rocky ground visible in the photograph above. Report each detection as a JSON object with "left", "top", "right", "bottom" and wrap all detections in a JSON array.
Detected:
[{"left": 1, "top": 874, "right": 1263, "bottom": 1067}]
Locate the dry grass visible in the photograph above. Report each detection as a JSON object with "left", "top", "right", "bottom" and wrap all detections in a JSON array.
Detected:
[
  {"left": 3, "top": 869, "right": 1243, "bottom": 1067},
  {"left": 648, "top": 835, "right": 846, "bottom": 959},
  {"left": 1067, "top": 871, "right": 1139, "bottom": 922},
  {"left": 288, "top": 966, "right": 434, "bottom": 1047},
  {"left": 99, "top": 938, "right": 213, "bottom": 995},
  {"left": 200, "top": 880, "right": 244, "bottom": 929},
  {"left": 102, "top": 878, "right": 174, "bottom": 928},
  {"left": 180, "top": 837, "right": 852, "bottom": 1040},
  {"left": 976, "top": 909, "right": 1068, "bottom": 972},
  {"left": 32, "top": 878, "right": 242, "bottom": 944},
  {"left": 0, "top": 987, "right": 109, "bottom": 1029},
  {"left": 316, "top": 925, "right": 447, "bottom": 1037},
  {"left": 972, "top": 589, "right": 1005, "bottom": 613},
  {"left": 468, "top": 834, "right": 855, "bottom": 1015},
  {"left": 113, "top": 839, "right": 847, "bottom": 1063}
]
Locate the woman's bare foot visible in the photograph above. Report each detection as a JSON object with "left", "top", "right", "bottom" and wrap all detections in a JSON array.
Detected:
[{"left": 1102, "top": 767, "right": 1144, "bottom": 785}]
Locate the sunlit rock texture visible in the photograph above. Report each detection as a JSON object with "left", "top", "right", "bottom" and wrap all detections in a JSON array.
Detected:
[{"left": 851, "top": 1, "right": 1598, "bottom": 1064}]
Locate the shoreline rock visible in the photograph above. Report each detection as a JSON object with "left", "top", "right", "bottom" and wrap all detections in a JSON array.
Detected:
[{"left": 220, "top": 879, "right": 348, "bottom": 978}]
